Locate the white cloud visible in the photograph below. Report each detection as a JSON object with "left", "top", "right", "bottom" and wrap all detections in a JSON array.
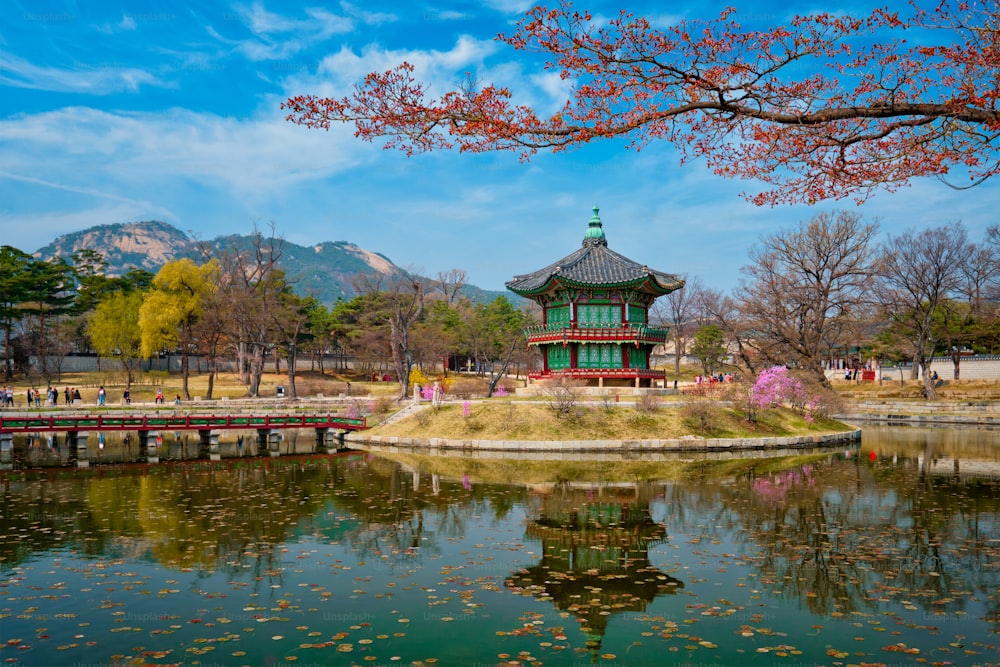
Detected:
[
  {"left": 0, "top": 105, "right": 373, "bottom": 215},
  {"left": 339, "top": 1, "right": 397, "bottom": 26},
  {"left": 0, "top": 50, "right": 162, "bottom": 93},
  {"left": 218, "top": 2, "right": 354, "bottom": 61},
  {"left": 479, "top": 0, "right": 533, "bottom": 14},
  {"left": 430, "top": 10, "right": 468, "bottom": 21},
  {"left": 285, "top": 33, "right": 582, "bottom": 116},
  {"left": 297, "top": 34, "right": 500, "bottom": 98}
]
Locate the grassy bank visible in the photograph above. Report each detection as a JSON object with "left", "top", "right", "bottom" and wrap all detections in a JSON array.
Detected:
[{"left": 368, "top": 401, "right": 854, "bottom": 441}]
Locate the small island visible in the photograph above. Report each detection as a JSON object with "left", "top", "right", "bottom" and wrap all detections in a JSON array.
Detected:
[{"left": 351, "top": 399, "right": 861, "bottom": 454}]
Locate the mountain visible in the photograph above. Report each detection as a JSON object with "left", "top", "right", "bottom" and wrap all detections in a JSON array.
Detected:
[
  {"left": 32, "top": 220, "right": 506, "bottom": 305},
  {"left": 34, "top": 220, "right": 195, "bottom": 273}
]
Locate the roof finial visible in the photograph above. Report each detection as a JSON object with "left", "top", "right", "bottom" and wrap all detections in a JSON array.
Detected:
[{"left": 583, "top": 205, "right": 607, "bottom": 246}]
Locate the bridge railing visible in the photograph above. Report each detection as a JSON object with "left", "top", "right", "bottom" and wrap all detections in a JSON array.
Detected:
[{"left": 0, "top": 414, "right": 367, "bottom": 434}]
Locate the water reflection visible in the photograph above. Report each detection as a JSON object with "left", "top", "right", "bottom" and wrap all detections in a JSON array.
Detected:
[
  {"left": 507, "top": 482, "right": 684, "bottom": 660},
  {"left": 6, "top": 428, "right": 329, "bottom": 468},
  {"left": 0, "top": 427, "right": 997, "bottom": 665}
]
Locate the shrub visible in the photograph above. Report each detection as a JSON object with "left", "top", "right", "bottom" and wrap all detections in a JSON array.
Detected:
[
  {"left": 753, "top": 366, "right": 809, "bottom": 410},
  {"left": 681, "top": 399, "right": 724, "bottom": 434},
  {"left": 449, "top": 377, "right": 489, "bottom": 399},
  {"left": 498, "top": 401, "right": 519, "bottom": 432},
  {"left": 370, "top": 396, "right": 394, "bottom": 421},
  {"left": 540, "top": 376, "right": 585, "bottom": 420},
  {"left": 635, "top": 392, "right": 662, "bottom": 414},
  {"left": 751, "top": 366, "right": 833, "bottom": 422},
  {"left": 409, "top": 367, "right": 428, "bottom": 391}
]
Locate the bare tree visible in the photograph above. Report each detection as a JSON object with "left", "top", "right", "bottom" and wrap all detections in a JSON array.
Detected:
[
  {"left": 958, "top": 239, "right": 999, "bottom": 312},
  {"left": 356, "top": 270, "right": 425, "bottom": 399},
  {"left": 217, "top": 225, "right": 285, "bottom": 397},
  {"left": 877, "top": 222, "right": 967, "bottom": 399},
  {"left": 696, "top": 288, "right": 758, "bottom": 377},
  {"left": 737, "top": 211, "right": 880, "bottom": 386},
  {"left": 652, "top": 274, "right": 702, "bottom": 375},
  {"left": 435, "top": 269, "right": 467, "bottom": 305}
]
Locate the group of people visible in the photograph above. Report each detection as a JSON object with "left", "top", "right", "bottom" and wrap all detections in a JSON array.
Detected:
[
  {"left": 694, "top": 373, "right": 732, "bottom": 385},
  {"left": 27, "top": 386, "right": 84, "bottom": 406},
  {"left": 0, "top": 385, "right": 183, "bottom": 408}
]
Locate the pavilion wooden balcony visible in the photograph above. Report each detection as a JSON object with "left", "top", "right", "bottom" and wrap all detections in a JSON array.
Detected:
[{"left": 523, "top": 323, "right": 670, "bottom": 346}]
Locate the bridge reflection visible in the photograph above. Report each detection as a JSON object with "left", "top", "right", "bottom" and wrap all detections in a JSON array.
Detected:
[{"left": 0, "top": 413, "right": 366, "bottom": 469}]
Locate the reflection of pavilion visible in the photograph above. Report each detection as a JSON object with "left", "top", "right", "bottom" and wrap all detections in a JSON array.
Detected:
[{"left": 505, "top": 484, "right": 683, "bottom": 660}]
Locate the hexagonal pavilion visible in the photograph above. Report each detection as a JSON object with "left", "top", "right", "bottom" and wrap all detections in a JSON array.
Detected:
[{"left": 506, "top": 206, "right": 685, "bottom": 388}]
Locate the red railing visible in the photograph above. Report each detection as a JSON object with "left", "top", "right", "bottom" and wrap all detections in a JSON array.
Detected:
[
  {"left": 0, "top": 414, "right": 367, "bottom": 434},
  {"left": 525, "top": 324, "right": 669, "bottom": 346}
]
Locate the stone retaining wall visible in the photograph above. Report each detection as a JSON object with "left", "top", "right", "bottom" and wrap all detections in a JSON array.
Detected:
[
  {"left": 841, "top": 400, "right": 1000, "bottom": 415},
  {"left": 344, "top": 428, "right": 861, "bottom": 453},
  {"left": 835, "top": 399, "right": 1000, "bottom": 426}
]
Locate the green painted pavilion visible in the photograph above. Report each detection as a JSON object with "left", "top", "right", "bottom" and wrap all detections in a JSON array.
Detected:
[{"left": 506, "top": 206, "right": 685, "bottom": 388}]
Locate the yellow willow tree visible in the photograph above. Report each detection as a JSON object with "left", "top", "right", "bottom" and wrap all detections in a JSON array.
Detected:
[
  {"left": 87, "top": 290, "right": 144, "bottom": 392},
  {"left": 139, "top": 258, "right": 220, "bottom": 400}
]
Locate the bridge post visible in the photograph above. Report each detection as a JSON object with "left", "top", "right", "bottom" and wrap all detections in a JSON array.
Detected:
[
  {"left": 314, "top": 428, "right": 344, "bottom": 454},
  {"left": 258, "top": 429, "right": 282, "bottom": 457},
  {"left": 0, "top": 432, "right": 12, "bottom": 470},
  {"left": 68, "top": 431, "right": 90, "bottom": 468},
  {"left": 199, "top": 430, "right": 221, "bottom": 461},
  {"left": 138, "top": 430, "right": 161, "bottom": 463}
]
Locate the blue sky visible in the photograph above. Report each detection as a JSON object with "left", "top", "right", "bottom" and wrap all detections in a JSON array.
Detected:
[{"left": 2, "top": 0, "right": 996, "bottom": 293}]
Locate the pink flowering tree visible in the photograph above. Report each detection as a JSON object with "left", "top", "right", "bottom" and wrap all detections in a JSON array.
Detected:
[{"left": 752, "top": 366, "right": 819, "bottom": 421}]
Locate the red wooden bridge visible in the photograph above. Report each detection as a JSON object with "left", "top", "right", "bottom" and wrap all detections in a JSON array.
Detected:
[{"left": 0, "top": 413, "right": 367, "bottom": 434}]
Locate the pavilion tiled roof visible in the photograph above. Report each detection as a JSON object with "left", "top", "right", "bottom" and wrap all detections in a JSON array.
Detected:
[{"left": 506, "top": 206, "right": 685, "bottom": 297}]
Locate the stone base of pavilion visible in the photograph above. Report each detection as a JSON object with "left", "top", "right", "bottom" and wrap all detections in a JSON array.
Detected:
[{"left": 517, "top": 369, "right": 670, "bottom": 396}]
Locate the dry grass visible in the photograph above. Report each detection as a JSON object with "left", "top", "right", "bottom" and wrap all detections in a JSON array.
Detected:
[{"left": 368, "top": 400, "right": 853, "bottom": 441}]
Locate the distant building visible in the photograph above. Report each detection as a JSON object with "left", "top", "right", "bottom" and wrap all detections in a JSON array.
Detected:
[{"left": 506, "top": 206, "right": 685, "bottom": 388}]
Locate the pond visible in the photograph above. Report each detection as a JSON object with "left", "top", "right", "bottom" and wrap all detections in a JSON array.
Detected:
[{"left": 0, "top": 426, "right": 997, "bottom": 666}]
